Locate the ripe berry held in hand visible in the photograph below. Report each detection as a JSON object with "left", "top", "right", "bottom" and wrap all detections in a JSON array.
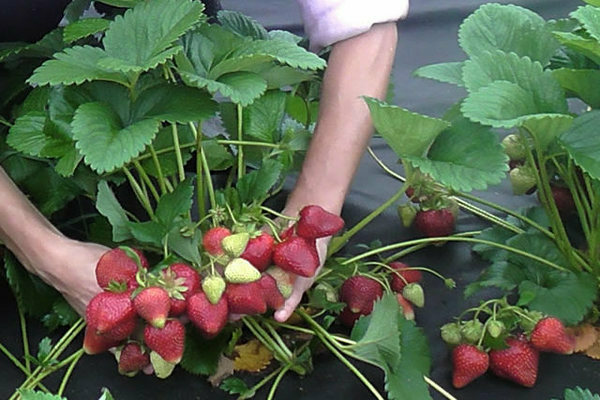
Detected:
[
  {"left": 133, "top": 287, "right": 171, "bottom": 329},
  {"left": 241, "top": 231, "right": 275, "bottom": 272},
  {"left": 86, "top": 291, "right": 136, "bottom": 336},
  {"left": 144, "top": 319, "right": 185, "bottom": 364},
  {"left": 225, "top": 281, "right": 267, "bottom": 315},
  {"left": 162, "top": 263, "right": 201, "bottom": 316},
  {"left": 95, "top": 247, "right": 148, "bottom": 290},
  {"left": 414, "top": 208, "right": 455, "bottom": 237},
  {"left": 296, "top": 205, "right": 345, "bottom": 239},
  {"left": 258, "top": 274, "right": 285, "bottom": 310},
  {"left": 530, "top": 317, "right": 574, "bottom": 354},
  {"left": 273, "top": 236, "right": 320, "bottom": 277},
  {"left": 118, "top": 342, "right": 150, "bottom": 376},
  {"left": 340, "top": 276, "right": 383, "bottom": 315},
  {"left": 489, "top": 336, "right": 539, "bottom": 387},
  {"left": 389, "top": 261, "right": 422, "bottom": 292},
  {"left": 187, "top": 291, "right": 228, "bottom": 338},
  {"left": 203, "top": 226, "right": 231, "bottom": 256},
  {"left": 83, "top": 326, "right": 121, "bottom": 355},
  {"left": 452, "top": 344, "right": 489, "bottom": 389}
]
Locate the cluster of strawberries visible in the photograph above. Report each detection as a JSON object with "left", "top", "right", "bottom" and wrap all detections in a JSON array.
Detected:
[
  {"left": 83, "top": 205, "right": 344, "bottom": 377},
  {"left": 338, "top": 261, "right": 424, "bottom": 326},
  {"left": 446, "top": 314, "right": 575, "bottom": 389}
]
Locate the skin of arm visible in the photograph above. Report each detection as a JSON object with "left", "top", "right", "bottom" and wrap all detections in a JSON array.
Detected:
[
  {"left": 0, "top": 166, "right": 107, "bottom": 315},
  {"left": 274, "top": 21, "right": 399, "bottom": 322}
]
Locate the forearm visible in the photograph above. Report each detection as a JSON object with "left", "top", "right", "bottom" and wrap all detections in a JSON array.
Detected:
[{"left": 285, "top": 22, "right": 398, "bottom": 216}]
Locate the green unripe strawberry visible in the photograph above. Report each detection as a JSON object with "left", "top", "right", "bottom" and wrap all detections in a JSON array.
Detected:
[
  {"left": 221, "top": 232, "right": 250, "bottom": 258},
  {"left": 402, "top": 283, "right": 425, "bottom": 308},
  {"left": 202, "top": 275, "right": 226, "bottom": 304},
  {"left": 441, "top": 322, "right": 463, "bottom": 346},
  {"left": 461, "top": 320, "right": 484, "bottom": 344},
  {"left": 502, "top": 134, "right": 527, "bottom": 161},
  {"left": 519, "top": 310, "right": 544, "bottom": 333},
  {"left": 487, "top": 320, "right": 505, "bottom": 338},
  {"left": 266, "top": 266, "right": 294, "bottom": 299},
  {"left": 224, "top": 258, "right": 261, "bottom": 283},
  {"left": 397, "top": 204, "right": 417, "bottom": 227},
  {"left": 509, "top": 167, "right": 537, "bottom": 195}
]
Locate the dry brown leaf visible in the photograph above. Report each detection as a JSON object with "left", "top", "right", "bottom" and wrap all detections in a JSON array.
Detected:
[
  {"left": 584, "top": 339, "right": 600, "bottom": 360},
  {"left": 208, "top": 355, "right": 235, "bottom": 387},
  {"left": 233, "top": 339, "right": 273, "bottom": 372},
  {"left": 566, "top": 324, "right": 598, "bottom": 353}
]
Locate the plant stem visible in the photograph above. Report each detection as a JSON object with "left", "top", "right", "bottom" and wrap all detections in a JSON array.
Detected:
[
  {"left": 237, "top": 104, "right": 244, "bottom": 180},
  {"left": 122, "top": 167, "right": 155, "bottom": 217},
  {"left": 244, "top": 366, "right": 284, "bottom": 399},
  {"left": 262, "top": 321, "right": 294, "bottom": 361},
  {"left": 148, "top": 144, "right": 168, "bottom": 195},
  {"left": 219, "top": 140, "right": 280, "bottom": 149},
  {"left": 17, "top": 306, "right": 31, "bottom": 374},
  {"left": 171, "top": 124, "right": 186, "bottom": 182},
  {"left": 242, "top": 317, "right": 289, "bottom": 364},
  {"left": 133, "top": 160, "right": 160, "bottom": 202},
  {"left": 328, "top": 187, "right": 407, "bottom": 256},
  {"left": 423, "top": 376, "right": 458, "bottom": 400},
  {"left": 57, "top": 349, "right": 84, "bottom": 396},
  {"left": 0, "top": 341, "right": 36, "bottom": 380},
  {"left": 260, "top": 206, "right": 298, "bottom": 221},
  {"left": 199, "top": 139, "right": 217, "bottom": 216},
  {"left": 266, "top": 364, "right": 292, "bottom": 400},
  {"left": 191, "top": 122, "right": 207, "bottom": 221}
]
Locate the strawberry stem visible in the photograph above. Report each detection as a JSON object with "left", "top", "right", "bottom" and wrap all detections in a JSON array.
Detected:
[
  {"left": 17, "top": 305, "right": 31, "bottom": 374},
  {"left": 259, "top": 206, "right": 298, "bottom": 221},
  {"left": 171, "top": 123, "right": 186, "bottom": 183},
  {"left": 193, "top": 121, "right": 207, "bottom": 221},
  {"left": 148, "top": 144, "right": 168, "bottom": 195},
  {"left": 57, "top": 348, "right": 84, "bottom": 396},
  {"left": 237, "top": 104, "right": 245, "bottom": 181},
  {"left": 423, "top": 376, "right": 458, "bottom": 400},
  {"left": 133, "top": 160, "right": 160, "bottom": 203},
  {"left": 122, "top": 167, "right": 155, "bottom": 218},
  {"left": 266, "top": 363, "right": 292, "bottom": 400}
]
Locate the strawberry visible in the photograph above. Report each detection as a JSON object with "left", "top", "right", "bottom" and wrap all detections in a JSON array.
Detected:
[
  {"left": 258, "top": 274, "right": 285, "bottom": 310},
  {"left": 296, "top": 205, "right": 345, "bottom": 239},
  {"left": 414, "top": 208, "right": 455, "bottom": 237},
  {"left": 402, "top": 283, "right": 425, "bottom": 308},
  {"left": 162, "top": 263, "right": 201, "bottom": 316},
  {"left": 202, "top": 226, "right": 231, "bottom": 256},
  {"left": 224, "top": 258, "right": 261, "bottom": 283},
  {"left": 339, "top": 306, "right": 361, "bottom": 327},
  {"left": 273, "top": 236, "right": 320, "bottom": 277},
  {"left": 550, "top": 185, "right": 575, "bottom": 215},
  {"left": 202, "top": 275, "right": 226, "bottom": 304},
  {"left": 389, "top": 261, "right": 422, "bottom": 292},
  {"left": 118, "top": 342, "right": 150, "bottom": 376},
  {"left": 86, "top": 291, "right": 136, "bottom": 336},
  {"left": 440, "top": 322, "right": 462, "bottom": 345},
  {"left": 397, "top": 203, "right": 418, "bottom": 227},
  {"left": 266, "top": 266, "right": 295, "bottom": 299},
  {"left": 530, "top": 317, "right": 574, "bottom": 354},
  {"left": 221, "top": 232, "right": 250, "bottom": 258},
  {"left": 279, "top": 225, "right": 295, "bottom": 241},
  {"left": 340, "top": 276, "right": 383, "bottom": 315},
  {"left": 101, "top": 316, "right": 137, "bottom": 341},
  {"left": 133, "top": 287, "right": 171, "bottom": 328},
  {"left": 144, "top": 319, "right": 185, "bottom": 364},
  {"left": 82, "top": 326, "right": 121, "bottom": 355},
  {"left": 489, "top": 336, "right": 539, "bottom": 387},
  {"left": 452, "top": 344, "right": 489, "bottom": 389},
  {"left": 241, "top": 232, "right": 275, "bottom": 272},
  {"left": 187, "top": 291, "right": 229, "bottom": 338},
  {"left": 396, "top": 294, "right": 415, "bottom": 320},
  {"left": 501, "top": 134, "right": 527, "bottom": 161},
  {"left": 461, "top": 320, "right": 484, "bottom": 344},
  {"left": 95, "top": 247, "right": 148, "bottom": 290},
  {"left": 509, "top": 167, "right": 537, "bottom": 195},
  {"left": 225, "top": 281, "right": 267, "bottom": 315}
]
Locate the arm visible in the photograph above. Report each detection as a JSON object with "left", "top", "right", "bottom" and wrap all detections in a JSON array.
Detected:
[
  {"left": 0, "top": 166, "right": 106, "bottom": 315},
  {"left": 274, "top": 21, "right": 398, "bottom": 321}
]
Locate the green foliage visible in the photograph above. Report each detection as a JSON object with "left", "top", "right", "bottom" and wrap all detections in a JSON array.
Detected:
[
  {"left": 180, "top": 326, "right": 231, "bottom": 376},
  {"left": 559, "top": 110, "right": 600, "bottom": 180},
  {"left": 553, "top": 387, "right": 600, "bottom": 400},
  {"left": 19, "top": 390, "right": 66, "bottom": 400},
  {"left": 413, "top": 62, "right": 464, "bottom": 86},
  {"left": 217, "top": 10, "right": 269, "bottom": 40},
  {"left": 236, "top": 159, "right": 283, "bottom": 204},
  {"left": 63, "top": 18, "right": 111, "bottom": 43},
  {"left": 96, "top": 180, "right": 132, "bottom": 242},
  {"left": 220, "top": 377, "right": 253, "bottom": 398}
]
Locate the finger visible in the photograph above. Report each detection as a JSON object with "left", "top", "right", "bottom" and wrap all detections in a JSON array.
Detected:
[{"left": 273, "top": 283, "right": 305, "bottom": 322}]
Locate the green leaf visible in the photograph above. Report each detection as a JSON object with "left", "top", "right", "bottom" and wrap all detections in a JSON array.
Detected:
[
  {"left": 133, "top": 84, "right": 217, "bottom": 123},
  {"left": 464, "top": 261, "right": 527, "bottom": 298},
  {"left": 63, "top": 0, "right": 92, "bottom": 23},
  {"left": 405, "top": 111, "right": 508, "bottom": 192},
  {"left": 556, "top": 387, "right": 600, "bottom": 400},
  {"left": 228, "top": 39, "right": 326, "bottom": 72},
  {"left": 518, "top": 270, "right": 597, "bottom": 325},
  {"left": 180, "top": 326, "right": 231, "bottom": 375},
  {"left": 243, "top": 90, "right": 286, "bottom": 142},
  {"left": 220, "top": 377, "right": 252, "bottom": 397},
  {"left": 413, "top": 62, "right": 464, "bottom": 86},
  {"left": 572, "top": 5, "right": 600, "bottom": 42},
  {"left": 217, "top": 10, "right": 269, "bottom": 40},
  {"left": 98, "top": 388, "right": 115, "bottom": 400},
  {"left": 181, "top": 70, "right": 267, "bottom": 107},
  {"left": 19, "top": 390, "right": 66, "bottom": 400},
  {"left": 7, "top": 112, "right": 47, "bottom": 156},
  {"left": 559, "top": 110, "right": 600, "bottom": 180},
  {"left": 167, "top": 225, "right": 202, "bottom": 265},
  {"left": 202, "top": 140, "right": 234, "bottom": 171},
  {"left": 28, "top": 46, "right": 130, "bottom": 87},
  {"left": 236, "top": 159, "right": 283, "bottom": 203},
  {"left": 72, "top": 102, "right": 160, "bottom": 173},
  {"left": 553, "top": 31, "right": 600, "bottom": 65},
  {"left": 139, "top": 125, "right": 195, "bottom": 177},
  {"left": 385, "top": 317, "right": 432, "bottom": 400},
  {"left": 100, "top": 0, "right": 204, "bottom": 73},
  {"left": 128, "top": 220, "right": 166, "bottom": 246},
  {"left": 96, "top": 180, "right": 132, "bottom": 242},
  {"left": 553, "top": 68, "right": 600, "bottom": 108},
  {"left": 364, "top": 97, "right": 450, "bottom": 158},
  {"left": 36, "top": 337, "right": 53, "bottom": 363},
  {"left": 155, "top": 179, "right": 194, "bottom": 228},
  {"left": 519, "top": 113, "right": 574, "bottom": 151},
  {"left": 458, "top": 3, "right": 559, "bottom": 64},
  {"left": 96, "top": 0, "right": 141, "bottom": 7},
  {"left": 64, "top": 18, "right": 111, "bottom": 43},
  {"left": 41, "top": 297, "right": 79, "bottom": 331}
]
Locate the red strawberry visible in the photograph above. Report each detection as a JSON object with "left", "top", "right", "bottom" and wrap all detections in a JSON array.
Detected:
[
  {"left": 162, "top": 263, "right": 202, "bottom": 316},
  {"left": 144, "top": 319, "right": 185, "bottom": 364},
  {"left": 82, "top": 326, "right": 120, "bottom": 355},
  {"left": 133, "top": 287, "right": 171, "bottom": 328},
  {"left": 414, "top": 208, "right": 455, "bottom": 237},
  {"left": 550, "top": 185, "right": 575, "bottom": 215},
  {"left": 452, "top": 344, "right": 489, "bottom": 389},
  {"left": 389, "top": 261, "right": 422, "bottom": 292},
  {"left": 203, "top": 226, "right": 231, "bottom": 256},
  {"left": 241, "top": 232, "right": 275, "bottom": 272},
  {"left": 258, "top": 274, "right": 285, "bottom": 310},
  {"left": 95, "top": 248, "right": 148, "bottom": 290},
  {"left": 273, "top": 236, "right": 320, "bottom": 277},
  {"left": 530, "top": 317, "right": 574, "bottom": 354},
  {"left": 340, "top": 276, "right": 383, "bottom": 314},
  {"left": 396, "top": 294, "right": 415, "bottom": 320},
  {"left": 489, "top": 336, "right": 539, "bottom": 387},
  {"left": 118, "top": 342, "right": 150, "bottom": 376},
  {"left": 187, "top": 291, "right": 229, "bottom": 338},
  {"left": 225, "top": 281, "right": 267, "bottom": 315},
  {"left": 338, "top": 306, "right": 361, "bottom": 327},
  {"left": 279, "top": 225, "right": 295, "bottom": 241},
  {"left": 296, "top": 205, "right": 345, "bottom": 239},
  {"left": 101, "top": 316, "right": 137, "bottom": 341},
  {"left": 86, "top": 291, "right": 136, "bottom": 335}
]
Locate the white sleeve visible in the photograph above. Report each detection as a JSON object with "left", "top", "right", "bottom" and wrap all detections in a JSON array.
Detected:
[{"left": 295, "top": 0, "right": 409, "bottom": 51}]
